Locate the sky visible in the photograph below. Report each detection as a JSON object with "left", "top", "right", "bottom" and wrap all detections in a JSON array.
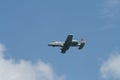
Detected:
[{"left": 0, "top": 0, "right": 120, "bottom": 80}]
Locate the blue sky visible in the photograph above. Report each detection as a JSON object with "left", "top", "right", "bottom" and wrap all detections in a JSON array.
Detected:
[{"left": 0, "top": 0, "right": 120, "bottom": 80}]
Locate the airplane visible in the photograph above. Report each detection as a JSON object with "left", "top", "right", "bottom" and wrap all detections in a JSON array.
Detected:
[{"left": 48, "top": 34, "right": 86, "bottom": 54}]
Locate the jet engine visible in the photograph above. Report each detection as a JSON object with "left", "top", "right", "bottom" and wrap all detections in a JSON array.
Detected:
[{"left": 71, "top": 40, "right": 78, "bottom": 46}]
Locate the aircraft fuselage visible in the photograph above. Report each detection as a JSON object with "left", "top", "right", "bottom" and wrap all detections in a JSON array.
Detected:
[{"left": 48, "top": 34, "right": 85, "bottom": 53}]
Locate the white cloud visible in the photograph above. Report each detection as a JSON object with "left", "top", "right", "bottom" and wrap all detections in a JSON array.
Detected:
[
  {"left": 0, "top": 44, "right": 65, "bottom": 80},
  {"left": 100, "top": 50, "right": 120, "bottom": 79},
  {"left": 101, "top": 0, "right": 120, "bottom": 17}
]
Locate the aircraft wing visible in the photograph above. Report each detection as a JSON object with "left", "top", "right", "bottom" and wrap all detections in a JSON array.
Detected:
[{"left": 61, "top": 34, "right": 73, "bottom": 53}]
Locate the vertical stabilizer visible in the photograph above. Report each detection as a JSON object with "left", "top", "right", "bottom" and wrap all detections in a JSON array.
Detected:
[{"left": 78, "top": 38, "right": 86, "bottom": 49}]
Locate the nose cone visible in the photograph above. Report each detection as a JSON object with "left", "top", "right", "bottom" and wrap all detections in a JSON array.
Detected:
[{"left": 48, "top": 42, "right": 53, "bottom": 46}]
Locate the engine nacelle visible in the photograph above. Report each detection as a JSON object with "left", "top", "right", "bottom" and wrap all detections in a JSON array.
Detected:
[{"left": 71, "top": 40, "right": 78, "bottom": 46}]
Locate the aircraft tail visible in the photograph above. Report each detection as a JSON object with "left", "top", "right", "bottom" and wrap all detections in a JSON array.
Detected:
[{"left": 78, "top": 38, "right": 86, "bottom": 49}]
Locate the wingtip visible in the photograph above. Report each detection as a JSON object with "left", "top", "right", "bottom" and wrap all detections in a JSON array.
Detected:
[{"left": 69, "top": 33, "right": 73, "bottom": 36}]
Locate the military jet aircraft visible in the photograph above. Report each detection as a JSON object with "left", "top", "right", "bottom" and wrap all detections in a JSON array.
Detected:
[{"left": 48, "top": 34, "right": 86, "bottom": 54}]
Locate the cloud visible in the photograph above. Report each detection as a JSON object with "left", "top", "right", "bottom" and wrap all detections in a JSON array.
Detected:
[
  {"left": 0, "top": 44, "right": 65, "bottom": 80},
  {"left": 98, "top": 0, "right": 120, "bottom": 31},
  {"left": 101, "top": 0, "right": 120, "bottom": 17},
  {"left": 100, "top": 50, "right": 120, "bottom": 79}
]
